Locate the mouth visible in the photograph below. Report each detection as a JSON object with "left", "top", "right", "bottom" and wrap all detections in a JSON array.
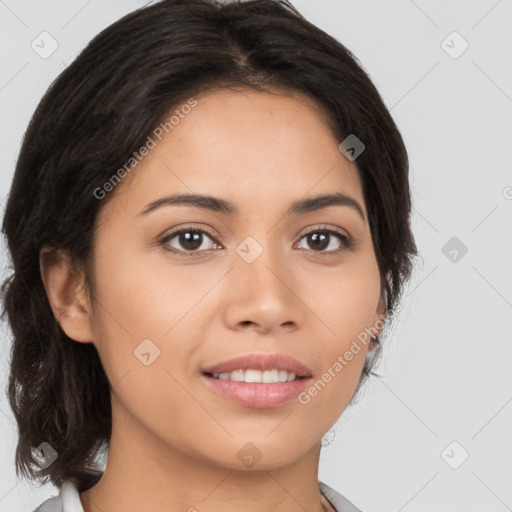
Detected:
[
  {"left": 201, "top": 352, "right": 313, "bottom": 378},
  {"left": 200, "top": 353, "right": 313, "bottom": 408},
  {"left": 203, "top": 369, "right": 309, "bottom": 383}
]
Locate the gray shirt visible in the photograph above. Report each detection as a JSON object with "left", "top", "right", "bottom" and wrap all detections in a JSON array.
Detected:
[{"left": 31, "top": 470, "right": 362, "bottom": 512}]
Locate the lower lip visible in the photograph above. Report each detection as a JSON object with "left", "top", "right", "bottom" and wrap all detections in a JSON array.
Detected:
[{"left": 201, "top": 374, "right": 311, "bottom": 408}]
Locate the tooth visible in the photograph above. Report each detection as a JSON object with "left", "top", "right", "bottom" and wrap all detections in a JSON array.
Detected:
[
  {"left": 278, "top": 370, "right": 288, "bottom": 382},
  {"left": 230, "top": 369, "right": 245, "bottom": 382},
  {"left": 211, "top": 369, "right": 299, "bottom": 382},
  {"left": 262, "top": 369, "right": 279, "bottom": 383},
  {"left": 245, "top": 369, "right": 262, "bottom": 383}
]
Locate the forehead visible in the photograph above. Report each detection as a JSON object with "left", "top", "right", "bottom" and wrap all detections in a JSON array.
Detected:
[{"left": 104, "top": 87, "right": 365, "bottom": 220}]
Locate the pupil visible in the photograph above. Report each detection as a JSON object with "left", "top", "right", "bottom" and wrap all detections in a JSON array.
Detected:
[
  {"left": 309, "top": 232, "right": 328, "bottom": 251},
  {"left": 180, "top": 231, "right": 202, "bottom": 251}
]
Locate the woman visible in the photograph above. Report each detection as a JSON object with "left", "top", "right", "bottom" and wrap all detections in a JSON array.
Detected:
[{"left": 1, "top": 1, "right": 418, "bottom": 511}]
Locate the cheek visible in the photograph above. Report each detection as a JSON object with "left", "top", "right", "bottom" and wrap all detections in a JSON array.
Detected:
[
  {"left": 297, "top": 257, "right": 380, "bottom": 411},
  {"left": 309, "top": 256, "right": 381, "bottom": 347},
  {"left": 297, "top": 302, "right": 372, "bottom": 424},
  {"left": 87, "top": 253, "right": 198, "bottom": 437},
  {"left": 90, "top": 242, "right": 211, "bottom": 339},
  {"left": 88, "top": 245, "right": 210, "bottom": 400}
]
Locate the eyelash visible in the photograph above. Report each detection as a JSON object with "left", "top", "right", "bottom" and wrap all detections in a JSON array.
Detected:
[{"left": 159, "top": 224, "right": 353, "bottom": 258}]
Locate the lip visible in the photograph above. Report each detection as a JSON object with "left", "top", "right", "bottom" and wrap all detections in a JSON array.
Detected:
[
  {"left": 201, "top": 375, "right": 311, "bottom": 408},
  {"left": 201, "top": 353, "right": 313, "bottom": 409},
  {"left": 201, "top": 353, "right": 313, "bottom": 377}
]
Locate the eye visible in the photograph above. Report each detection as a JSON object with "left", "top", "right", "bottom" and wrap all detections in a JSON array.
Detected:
[
  {"left": 160, "top": 226, "right": 220, "bottom": 257},
  {"left": 159, "top": 224, "right": 352, "bottom": 258},
  {"left": 295, "top": 227, "right": 352, "bottom": 255}
]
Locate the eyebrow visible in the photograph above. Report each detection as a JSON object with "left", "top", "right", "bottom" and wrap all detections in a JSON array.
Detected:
[{"left": 138, "top": 192, "right": 366, "bottom": 221}]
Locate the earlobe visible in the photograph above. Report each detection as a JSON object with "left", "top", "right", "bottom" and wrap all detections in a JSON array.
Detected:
[{"left": 39, "top": 247, "right": 94, "bottom": 343}]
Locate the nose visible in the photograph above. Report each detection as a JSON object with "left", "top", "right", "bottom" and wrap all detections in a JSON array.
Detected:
[{"left": 221, "top": 239, "right": 305, "bottom": 335}]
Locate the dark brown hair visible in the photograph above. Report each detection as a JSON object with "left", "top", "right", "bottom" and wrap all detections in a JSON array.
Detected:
[{"left": 1, "top": 0, "right": 418, "bottom": 488}]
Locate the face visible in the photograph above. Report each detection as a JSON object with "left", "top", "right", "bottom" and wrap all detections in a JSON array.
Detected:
[{"left": 81, "top": 87, "right": 385, "bottom": 470}]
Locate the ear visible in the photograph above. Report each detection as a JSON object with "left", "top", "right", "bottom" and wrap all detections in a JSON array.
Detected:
[
  {"left": 39, "top": 247, "right": 94, "bottom": 343},
  {"left": 369, "top": 296, "right": 387, "bottom": 353}
]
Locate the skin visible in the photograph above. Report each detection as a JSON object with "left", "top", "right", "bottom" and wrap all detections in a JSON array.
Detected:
[{"left": 41, "top": 87, "right": 386, "bottom": 512}]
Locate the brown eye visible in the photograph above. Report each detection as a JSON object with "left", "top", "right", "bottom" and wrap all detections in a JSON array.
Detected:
[
  {"left": 306, "top": 232, "right": 330, "bottom": 251},
  {"left": 176, "top": 231, "right": 204, "bottom": 251},
  {"left": 296, "top": 229, "right": 351, "bottom": 254},
  {"left": 161, "top": 228, "right": 217, "bottom": 255}
]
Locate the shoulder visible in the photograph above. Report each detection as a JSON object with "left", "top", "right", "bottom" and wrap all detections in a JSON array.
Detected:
[
  {"left": 29, "top": 469, "right": 103, "bottom": 512},
  {"left": 30, "top": 495, "right": 63, "bottom": 512},
  {"left": 319, "top": 480, "right": 364, "bottom": 512}
]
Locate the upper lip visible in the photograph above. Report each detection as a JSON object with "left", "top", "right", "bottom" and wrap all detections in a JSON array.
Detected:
[{"left": 202, "top": 353, "right": 313, "bottom": 377}]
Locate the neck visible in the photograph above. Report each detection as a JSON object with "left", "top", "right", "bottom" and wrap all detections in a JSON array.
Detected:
[{"left": 80, "top": 404, "right": 331, "bottom": 512}]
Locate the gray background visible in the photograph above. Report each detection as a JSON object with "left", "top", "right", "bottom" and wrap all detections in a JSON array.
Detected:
[{"left": 1, "top": 1, "right": 511, "bottom": 511}]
